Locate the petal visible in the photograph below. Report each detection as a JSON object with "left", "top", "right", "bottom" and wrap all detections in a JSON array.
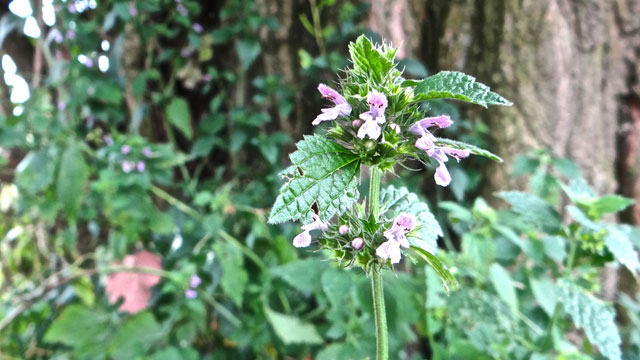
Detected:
[
  {"left": 443, "top": 148, "right": 471, "bottom": 161},
  {"left": 415, "top": 135, "right": 434, "bottom": 151},
  {"left": 395, "top": 212, "right": 416, "bottom": 231},
  {"left": 293, "top": 231, "right": 312, "bottom": 247},
  {"left": 377, "top": 240, "right": 403, "bottom": 264},
  {"left": 318, "top": 84, "right": 347, "bottom": 105},
  {"left": 434, "top": 162, "right": 451, "bottom": 187}
]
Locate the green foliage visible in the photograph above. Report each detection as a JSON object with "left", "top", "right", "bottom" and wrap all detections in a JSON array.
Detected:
[
  {"left": 409, "top": 71, "right": 512, "bottom": 107},
  {"left": 268, "top": 134, "right": 360, "bottom": 224},
  {"left": 560, "top": 282, "right": 622, "bottom": 360},
  {"left": 264, "top": 307, "right": 324, "bottom": 345}
]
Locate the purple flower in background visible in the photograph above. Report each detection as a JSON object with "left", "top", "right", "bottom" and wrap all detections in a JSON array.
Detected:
[
  {"left": 181, "top": 47, "right": 193, "bottom": 58},
  {"left": 66, "top": 30, "right": 76, "bottom": 40},
  {"left": 121, "top": 161, "right": 134, "bottom": 173},
  {"left": 104, "top": 136, "right": 114, "bottom": 146},
  {"left": 193, "top": 23, "right": 203, "bottom": 33},
  {"left": 190, "top": 275, "right": 201, "bottom": 288},
  {"left": 177, "top": 3, "right": 188, "bottom": 16},
  {"left": 136, "top": 161, "right": 146, "bottom": 172},
  {"left": 68, "top": 4, "right": 76, "bottom": 13},
  {"left": 312, "top": 84, "right": 351, "bottom": 125},
  {"left": 351, "top": 237, "right": 364, "bottom": 250},
  {"left": 121, "top": 145, "right": 131, "bottom": 154},
  {"left": 84, "top": 58, "right": 94, "bottom": 68},
  {"left": 57, "top": 101, "right": 66, "bottom": 110},
  {"left": 185, "top": 289, "right": 197, "bottom": 299},
  {"left": 293, "top": 214, "right": 328, "bottom": 248},
  {"left": 357, "top": 90, "right": 387, "bottom": 140},
  {"left": 338, "top": 224, "right": 349, "bottom": 235},
  {"left": 202, "top": 73, "right": 212, "bottom": 82},
  {"left": 51, "top": 29, "right": 63, "bottom": 44},
  {"left": 409, "top": 115, "right": 470, "bottom": 187},
  {"left": 129, "top": 5, "right": 138, "bottom": 16},
  {"left": 376, "top": 213, "right": 416, "bottom": 264},
  {"left": 142, "top": 147, "right": 152, "bottom": 157}
]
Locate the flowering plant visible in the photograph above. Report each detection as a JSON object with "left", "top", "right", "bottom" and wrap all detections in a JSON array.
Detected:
[{"left": 268, "top": 35, "right": 510, "bottom": 359}]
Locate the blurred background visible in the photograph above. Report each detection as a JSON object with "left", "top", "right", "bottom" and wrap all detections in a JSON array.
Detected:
[{"left": 1, "top": 0, "right": 640, "bottom": 359}]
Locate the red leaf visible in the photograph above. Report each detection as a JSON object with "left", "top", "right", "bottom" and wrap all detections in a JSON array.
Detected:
[{"left": 105, "top": 251, "right": 162, "bottom": 314}]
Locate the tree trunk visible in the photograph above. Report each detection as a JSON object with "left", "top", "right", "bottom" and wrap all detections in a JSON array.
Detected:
[{"left": 369, "top": 0, "right": 640, "bottom": 210}]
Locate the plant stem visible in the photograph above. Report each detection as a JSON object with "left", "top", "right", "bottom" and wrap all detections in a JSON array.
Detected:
[
  {"left": 368, "top": 166, "right": 387, "bottom": 360},
  {"left": 371, "top": 269, "right": 388, "bottom": 360}
]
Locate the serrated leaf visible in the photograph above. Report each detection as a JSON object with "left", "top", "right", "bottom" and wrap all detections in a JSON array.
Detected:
[
  {"left": 44, "top": 304, "right": 113, "bottom": 359},
  {"left": 589, "top": 195, "right": 634, "bottom": 216},
  {"left": 530, "top": 276, "right": 559, "bottom": 316},
  {"left": 348, "top": 35, "right": 395, "bottom": 84},
  {"left": 268, "top": 135, "right": 360, "bottom": 224},
  {"left": 604, "top": 225, "right": 640, "bottom": 276},
  {"left": 412, "top": 71, "right": 512, "bottom": 107},
  {"left": 435, "top": 138, "right": 503, "bottom": 162},
  {"left": 164, "top": 98, "right": 192, "bottom": 139},
  {"left": 498, "top": 191, "right": 562, "bottom": 233},
  {"left": 489, "top": 263, "right": 518, "bottom": 312},
  {"left": 264, "top": 307, "right": 323, "bottom": 345},
  {"left": 560, "top": 282, "right": 622, "bottom": 360},
  {"left": 409, "top": 246, "right": 457, "bottom": 294},
  {"left": 380, "top": 185, "right": 442, "bottom": 253}
]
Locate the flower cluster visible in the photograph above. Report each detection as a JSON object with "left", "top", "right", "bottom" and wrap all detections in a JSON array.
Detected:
[
  {"left": 185, "top": 275, "right": 201, "bottom": 299},
  {"left": 119, "top": 145, "right": 152, "bottom": 173}
]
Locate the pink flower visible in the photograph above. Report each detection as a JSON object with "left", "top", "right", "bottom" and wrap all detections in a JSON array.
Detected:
[
  {"left": 292, "top": 214, "right": 327, "bottom": 248},
  {"left": 338, "top": 224, "right": 349, "bottom": 235},
  {"left": 312, "top": 84, "right": 351, "bottom": 125},
  {"left": 185, "top": 289, "right": 197, "bottom": 299},
  {"left": 122, "top": 161, "right": 134, "bottom": 173},
  {"left": 357, "top": 90, "right": 387, "bottom": 140},
  {"left": 351, "top": 237, "right": 364, "bottom": 250},
  {"left": 121, "top": 145, "right": 131, "bottom": 154},
  {"left": 193, "top": 23, "right": 203, "bottom": 33},
  {"left": 66, "top": 30, "right": 76, "bottom": 40},
  {"left": 409, "top": 115, "right": 470, "bottom": 187},
  {"left": 136, "top": 161, "right": 146, "bottom": 172},
  {"left": 376, "top": 213, "right": 416, "bottom": 264},
  {"left": 142, "top": 147, "right": 152, "bottom": 157},
  {"left": 189, "top": 275, "right": 201, "bottom": 288}
]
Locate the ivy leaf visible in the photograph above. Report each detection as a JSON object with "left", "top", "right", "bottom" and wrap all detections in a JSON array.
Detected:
[
  {"left": 409, "top": 246, "right": 457, "bottom": 294},
  {"left": 268, "top": 135, "right": 360, "bottom": 224},
  {"left": 264, "top": 307, "right": 323, "bottom": 345},
  {"left": 348, "top": 35, "right": 396, "bottom": 84},
  {"left": 411, "top": 71, "right": 512, "bottom": 107},
  {"left": 497, "top": 191, "right": 562, "bottom": 233},
  {"left": 379, "top": 185, "right": 442, "bottom": 253},
  {"left": 604, "top": 225, "right": 640, "bottom": 276},
  {"left": 560, "top": 282, "right": 622, "bottom": 360},
  {"left": 435, "top": 138, "right": 503, "bottom": 162}
]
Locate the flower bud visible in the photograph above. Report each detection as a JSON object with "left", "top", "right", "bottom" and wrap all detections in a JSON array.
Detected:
[
  {"left": 364, "top": 140, "right": 376, "bottom": 150},
  {"left": 338, "top": 224, "right": 349, "bottom": 235},
  {"left": 351, "top": 119, "right": 363, "bottom": 127},
  {"left": 351, "top": 237, "right": 364, "bottom": 250}
]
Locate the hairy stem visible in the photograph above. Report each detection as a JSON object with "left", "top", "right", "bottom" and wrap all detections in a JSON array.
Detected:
[{"left": 368, "top": 166, "right": 387, "bottom": 360}]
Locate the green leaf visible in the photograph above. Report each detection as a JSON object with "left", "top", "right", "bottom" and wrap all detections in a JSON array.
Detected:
[
  {"left": 268, "top": 135, "right": 360, "bottom": 224},
  {"left": 271, "top": 258, "right": 326, "bottom": 294},
  {"left": 264, "top": 307, "right": 323, "bottom": 345},
  {"left": 164, "top": 98, "right": 193, "bottom": 139},
  {"left": 543, "top": 235, "right": 567, "bottom": 263},
  {"left": 604, "top": 225, "right": 640, "bottom": 276},
  {"left": 529, "top": 276, "right": 559, "bottom": 316},
  {"left": 409, "top": 246, "right": 457, "bottom": 294},
  {"left": 589, "top": 195, "right": 634, "bottom": 216},
  {"left": 497, "top": 191, "right": 562, "bottom": 233},
  {"left": 235, "top": 39, "right": 261, "bottom": 70},
  {"left": 489, "top": 263, "right": 518, "bottom": 312},
  {"left": 348, "top": 35, "right": 396, "bottom": 83},
  {"left": 213, "top": 241, "right": 248, "bottom": 306},
  {"left": 566, "top": 205, "right": 601, "bottom": 231},
  {"left": 560, "top": 282, "right": 622, "bottom": 360},
  {"left": 380, "top": 185, "right": 442, "bottom": 252},
  {"left": 57, "top": 144, "right": 89, "bottom": 219},
  {"left": 412, "top": 71, "right": 512, "bottom": 107},
  {"left": 435, "top": 138, "right": 503, "bottom": 162},
  {"left": 44, "top": 304, "right": 113, "bottom": 359},
  {"left": 109, "top": 312, "right": 164, "bottom": 360}
]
